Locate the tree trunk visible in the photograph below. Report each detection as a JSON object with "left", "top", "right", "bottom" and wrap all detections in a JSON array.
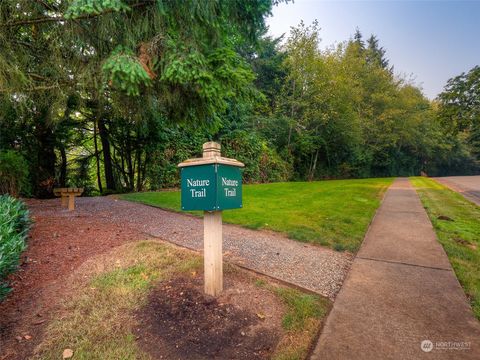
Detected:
[
  {"left": 287, "top": 80, "right": 295, "bottom": 153},
  {"left": 97, "top": 117, "right": 115, "bottom": 191},
  {"left": 119, "top": 149, "right": 129, "bottom": 188},
  {"left": 127, "top": 154, "right": 134, "bottom": 191},
  {"left": 126, "top": 135, "right": 134, "bottom": 191},
  {"left": 59, "top": 145, "right": 67, "bottom": 187},
  {"left": 34, "top": 111, "right": 56, "bottom": 198},
  {"left": 141, "top": 153, "right": 148, "bottom": 190},
  {"left": 93, "top": 120, "right": 103, "bottom": 193},
  {"left": 311, "top": 150, "right": 319, "bottom": 181},
  {"left": 136, "top": 149, "right": 142, "bottom": 192}
]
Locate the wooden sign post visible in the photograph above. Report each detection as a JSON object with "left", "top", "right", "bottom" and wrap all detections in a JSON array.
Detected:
[{"left": 178, "top": 142, "right": 244, "bottom": 296}]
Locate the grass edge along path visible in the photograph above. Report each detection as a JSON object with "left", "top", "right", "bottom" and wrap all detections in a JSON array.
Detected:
[
  {"left": 121, "top": 178, "right": 393, "bottom": 253},
  {"left": 410, "top": 177, "right": 480, "bottom": 320},
  {"left": 34, "top": 240, "right": 330, "bottom": 360}
]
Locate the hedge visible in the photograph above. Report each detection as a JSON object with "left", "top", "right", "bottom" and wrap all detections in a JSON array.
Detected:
[{"left": 0, "top": 195, "right": 30, "bottom": 300}]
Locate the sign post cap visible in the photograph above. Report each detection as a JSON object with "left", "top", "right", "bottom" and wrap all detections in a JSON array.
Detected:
[
  {"left": 203, "top": 141, "right": 221, "bottom": 151},
  {"left": 203, "top": 141, "right": 221, "bottom": 158},
  {"left": 178, "top": 141, "right": 244, "bottom": 168}
]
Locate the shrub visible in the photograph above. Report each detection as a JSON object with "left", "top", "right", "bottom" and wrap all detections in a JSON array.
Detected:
[
  {"left": 221, "top": 130, "right": 292, "bottom": 183},
  {"left": 145, "top": 125, "right": 208, "bottom": 190},
  {"left": 0, "top": 150, "right": 30, "bottom": 197},
  {"left": 258, "top": 143, "right": 293, "bottom": 183},
  {"left": 0, "top": 195, "right": 31, "bottom": 300}
]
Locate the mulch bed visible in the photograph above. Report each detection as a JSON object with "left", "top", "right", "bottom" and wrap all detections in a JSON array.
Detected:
[{"left": 0, "top": 199, "right": 148, "bottom": 360}]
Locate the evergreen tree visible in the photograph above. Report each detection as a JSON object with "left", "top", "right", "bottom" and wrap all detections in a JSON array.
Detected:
[
  {"left": 366, "top": 34, "right": 391, "bottom": 71},
  {"left": 353, "top": 28, "right": 365, "bottom": 50}
]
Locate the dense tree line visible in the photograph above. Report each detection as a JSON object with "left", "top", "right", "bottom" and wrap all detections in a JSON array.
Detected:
[
  {"left": 0, "top": 1, "right": 478, "bottom": 197},
  {"left": 259, "top": 22, "right": 479, "bottom": 179}
]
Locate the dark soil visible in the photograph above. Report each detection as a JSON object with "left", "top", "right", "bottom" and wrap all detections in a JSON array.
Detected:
[
  {"left": 437, "top": 215, "right": 454, "bottom": 221},
  {"left": 135, "top": 275, "right": 280, "bottom": 359}
]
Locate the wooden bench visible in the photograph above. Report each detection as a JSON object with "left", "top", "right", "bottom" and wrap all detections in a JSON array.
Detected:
[{"left": 53, "top": 188, "right": 84, "bottom": 211}]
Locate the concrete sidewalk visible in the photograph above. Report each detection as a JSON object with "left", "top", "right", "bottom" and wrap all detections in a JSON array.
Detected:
[{"left": 312, "top": 178, "right": 480, "bottom": 359}]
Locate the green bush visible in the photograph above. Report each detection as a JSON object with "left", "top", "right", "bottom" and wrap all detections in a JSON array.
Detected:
[
  {"left": 0, "top": 150, "right": 30, "bottom": 197},
  {"left": 0, "top": 195, "right": 31, "bottom": 300},
  {"left": 221, "top": 130, "right": 292, "bottom": 183},
  {"left": 145, "top": 125, "right": 208, "bottom": 189}
]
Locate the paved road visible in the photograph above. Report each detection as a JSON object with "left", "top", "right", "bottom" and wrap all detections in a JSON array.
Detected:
[
  {"left": 312, "top": 178, "right": 480, "bottom": 359},
  {"left": 435, "top": 176, "right": 480, "bottom": 206}
]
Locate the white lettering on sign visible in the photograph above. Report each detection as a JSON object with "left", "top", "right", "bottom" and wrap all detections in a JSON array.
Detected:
[
  {"left": 190, "top": 188, "right": 206, "bottom": 198},
  {"left": 224, "top": 188, "right": 236, "bottom": 197},
  {"left": 187, "top": 179, "right": 210, "bottom": 187},
  {"left": 221, "top": 177, "right": 238, "bottom": 187}
]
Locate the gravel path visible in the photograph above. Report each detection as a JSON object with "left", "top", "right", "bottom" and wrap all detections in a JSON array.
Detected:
[{"left": 52, "top": 197, "right": 352, "bottom": 299}]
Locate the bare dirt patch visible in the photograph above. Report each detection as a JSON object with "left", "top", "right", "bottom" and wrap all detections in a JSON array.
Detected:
[{"left": 135, "top": 273, "right": 282, "bottom": 359}]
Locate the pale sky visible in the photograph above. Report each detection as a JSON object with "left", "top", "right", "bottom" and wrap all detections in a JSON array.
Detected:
[{"left": 266, "top": 0, "right": 480, "bottom": 99}]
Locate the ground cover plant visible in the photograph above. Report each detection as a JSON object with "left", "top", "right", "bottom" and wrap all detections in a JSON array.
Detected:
[
  {"left": 34, "top": 240, "right": 330, "bottom": 360},
  {"left": 0, "top": 195, "right": 30, "bottom": 299},
  {"left": 411, "top": 177, "right": 480, "bottom": 319},
  {"left": 122, "top": 178, "right": 392, "bottom": 252}
]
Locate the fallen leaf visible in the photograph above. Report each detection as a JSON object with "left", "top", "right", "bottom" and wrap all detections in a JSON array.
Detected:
[
  {"left": 63, "top": 348, "right": 74, "bottom": 359},
  {"left": 256, "top": 313, "right": 266, "bottom": 320}
]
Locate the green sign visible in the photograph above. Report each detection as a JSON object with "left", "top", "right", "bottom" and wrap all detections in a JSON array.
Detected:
[{"left": 181, "top": 164, "right": 242, "bottom": 211}]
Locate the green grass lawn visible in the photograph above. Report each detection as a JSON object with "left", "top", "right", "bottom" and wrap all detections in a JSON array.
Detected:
[
  {"left": 121, "top": 178, "right": 393, "bottom": 252},
  {"left": 411, "top": 177, "right": 480, "bottom": 320}
]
